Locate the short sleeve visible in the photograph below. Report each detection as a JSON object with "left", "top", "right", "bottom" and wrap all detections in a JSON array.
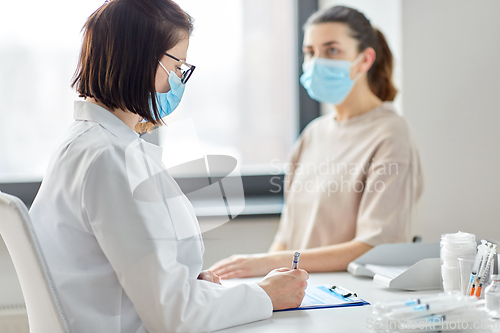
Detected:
[{"left": 353, "top": 127, "right": 423, "bottom": 247}]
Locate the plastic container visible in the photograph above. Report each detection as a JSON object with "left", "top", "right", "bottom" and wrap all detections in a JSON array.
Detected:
[
  {"left": 440, "top": 232, "right": 476, "bottom": 291},
  {"left": 458, "top": 257, "right": 474, "bottom": 295}
]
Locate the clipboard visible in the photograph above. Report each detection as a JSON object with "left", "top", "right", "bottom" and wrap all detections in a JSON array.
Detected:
[{"left": 275, "top": 285, "right": 369, "bottom": 312}]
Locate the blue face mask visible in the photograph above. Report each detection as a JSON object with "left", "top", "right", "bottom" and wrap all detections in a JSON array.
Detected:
[
  {"left": 142, "top": 61, "right": 185, "bottom": 122},
  {"left": 299, "top": 55, "right": 362, "bottom": 105}
]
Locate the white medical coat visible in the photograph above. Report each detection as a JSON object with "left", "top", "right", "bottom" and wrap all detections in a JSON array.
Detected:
[{"left": 29, "top": 101, "right": 272, "bottom": 333}]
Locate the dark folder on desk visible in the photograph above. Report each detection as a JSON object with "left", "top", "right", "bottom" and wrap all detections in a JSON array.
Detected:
[{"left": 275, "top": 285, "right": 369, "bottom": 312}]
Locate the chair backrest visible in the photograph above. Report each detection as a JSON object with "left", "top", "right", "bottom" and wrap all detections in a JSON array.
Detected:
[{"left": 0, "top": 192, "right": 71, "bottom": 333}]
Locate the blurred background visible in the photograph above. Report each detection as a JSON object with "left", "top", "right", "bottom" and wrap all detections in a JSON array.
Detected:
[
  {"left": 0, "top": 0, "right": 298, "bottom": 180},
  {"left": 0, "top": 1, "right": 499, "bottom": 329}
]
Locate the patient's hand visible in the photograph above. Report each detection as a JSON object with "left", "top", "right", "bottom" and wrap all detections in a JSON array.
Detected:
[
  {"left": 197, "top": 270, "right": 221, "bottom": 284},
  {"left": 208, "top": 253, "right": 288, "bottom": 279}
]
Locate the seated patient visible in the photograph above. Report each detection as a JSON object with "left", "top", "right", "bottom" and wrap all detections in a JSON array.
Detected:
[{"left": 210, "top": 6, "right": 423, "bottom": 279}]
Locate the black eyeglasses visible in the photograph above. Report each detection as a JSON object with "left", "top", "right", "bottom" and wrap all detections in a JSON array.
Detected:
[{"left": 165, "top": 52, "right": 195, "bottom": 84}]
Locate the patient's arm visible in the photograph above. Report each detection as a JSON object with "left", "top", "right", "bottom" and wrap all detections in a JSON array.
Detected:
[
  {"left": 208, "top": 240, "right": 372, "bottom": 279},
  {"left": 268, "top": 240, "right": 286, "bottom": 252},
  {"left": 288, "top": 241, "right": 372, "bottom": 273}
]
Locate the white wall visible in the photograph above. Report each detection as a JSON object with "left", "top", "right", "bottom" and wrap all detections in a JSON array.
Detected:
[{"left": 402, "top": 0, "right": 500, "bottom": 241}]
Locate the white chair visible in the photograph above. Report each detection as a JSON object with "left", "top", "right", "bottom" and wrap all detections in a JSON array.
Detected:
[{"left": 0, "top": 191, "right": 71, "bottom": 333}]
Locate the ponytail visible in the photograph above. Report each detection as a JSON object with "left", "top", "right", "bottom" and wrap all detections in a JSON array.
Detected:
[
  {"left": 368, "top": 28, "right": 397, "bottom": 101},
  {"left": 305, "top": 6, "right": 397, "bottom": 101}
]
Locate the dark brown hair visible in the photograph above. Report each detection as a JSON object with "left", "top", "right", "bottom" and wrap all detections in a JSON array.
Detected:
[
  {"left": 71, "top": 0, "right": 193, "bottom": 133},
  {"left": 305, "top": 6, "right": 397, "bottom": 101}
]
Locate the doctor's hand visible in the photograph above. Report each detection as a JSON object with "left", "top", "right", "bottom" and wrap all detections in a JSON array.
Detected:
[
  {"left": 208, "top": 252, "right": 290, "bottom": 279},
  {"left": 257, "top": 267, "right": 309, "bottom": 310},
  {"left": 197, "top": 270, "right": 222, "bottom": 285}
]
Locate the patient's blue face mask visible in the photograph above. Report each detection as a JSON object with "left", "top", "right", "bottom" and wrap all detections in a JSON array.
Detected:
[
  {"left": 142, "top": 61, "right": 185, "bottom": 122},
  {"left": 299, "top": 54, "right": 363, "bottom": 105}
]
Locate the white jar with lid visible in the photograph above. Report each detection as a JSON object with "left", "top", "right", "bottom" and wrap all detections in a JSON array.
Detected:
[{"left": 440, "top": 232, "right": 476, "bottom": 292}]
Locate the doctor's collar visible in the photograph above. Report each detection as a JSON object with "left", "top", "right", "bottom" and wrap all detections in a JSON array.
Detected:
[{"left": 73, "top": 101, "right": 141, "bottom": 144}]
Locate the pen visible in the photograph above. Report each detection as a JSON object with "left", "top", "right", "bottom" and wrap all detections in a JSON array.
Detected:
[{"left": 291, "top": 252, "right": 300, "bottom": 269}]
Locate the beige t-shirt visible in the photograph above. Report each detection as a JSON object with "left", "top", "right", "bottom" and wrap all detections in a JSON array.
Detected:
[{"left": 274, "top": 102, "right": 423, "bottom": 249}]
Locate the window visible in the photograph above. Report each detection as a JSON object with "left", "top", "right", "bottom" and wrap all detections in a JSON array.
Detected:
[
  {"left": 160, "top": 0, "right": 299, "bottom": 177},
  {"left": 0, "top": 0, "right": 106, "bottom": 182},
  {"left": 0, "top": 0, "right": 316, "bottom": 211},
  {"left": 0, "top": 0, "right": 299, "bottom": 180}
]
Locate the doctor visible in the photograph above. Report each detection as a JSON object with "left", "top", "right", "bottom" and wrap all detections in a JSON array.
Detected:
[{"left": 29, "top": 0, "right": 308, "bottom": 332}]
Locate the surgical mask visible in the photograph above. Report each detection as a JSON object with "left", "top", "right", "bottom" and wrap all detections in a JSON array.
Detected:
[
  {"left": 299, "top": 54, "right": 362, "bottom": 105},
  {"left": 142, "top": 61, "right": 185, "bottom": 122}
]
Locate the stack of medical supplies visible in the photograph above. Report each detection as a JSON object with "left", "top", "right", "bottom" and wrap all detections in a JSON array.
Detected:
[
  {"left": 440, "top": 232, "right": 476, "bottom": 291},
  {"left": 370, "top": 291, "right": 493, "bottom": 332}
]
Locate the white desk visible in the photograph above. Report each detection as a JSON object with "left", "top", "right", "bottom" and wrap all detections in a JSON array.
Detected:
[{"left": 220, "top": 272, "right": 442, "bottom": 333}]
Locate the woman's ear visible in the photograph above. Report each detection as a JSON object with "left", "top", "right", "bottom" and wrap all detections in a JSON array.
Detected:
[{"left": 359, "top": 47, "right": 376, "bottom": 73}]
